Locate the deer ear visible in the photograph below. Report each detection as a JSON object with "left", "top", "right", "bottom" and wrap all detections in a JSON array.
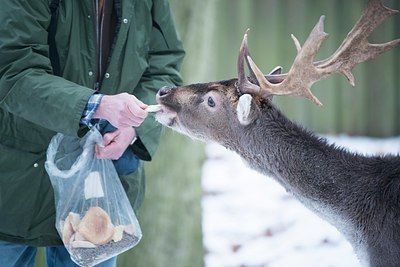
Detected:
[{"left": 237, "top": 94, "right": 253, "bottom": 125}]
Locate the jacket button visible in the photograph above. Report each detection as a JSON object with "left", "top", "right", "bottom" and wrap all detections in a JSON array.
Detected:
[
  {"left": 33, "top": 163, "right": 39, "bottom": 168},
  {"left": 88, "top": 71, "right": 93, "bottom": 76},
  {"left": 105, "top": 73, "right": 110, "bottom": 79},
  {"left": 123, "top": 18, "right": 128, "bottom": 24}
]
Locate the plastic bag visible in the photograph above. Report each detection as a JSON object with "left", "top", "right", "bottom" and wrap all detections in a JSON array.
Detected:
[{"left": 45, "top": 127, "right": 142, "bottom": 267}]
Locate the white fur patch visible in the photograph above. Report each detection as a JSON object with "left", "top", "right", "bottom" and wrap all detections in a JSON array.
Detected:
[{"left": 237, "top": 94, "right": 252, "bottom": 125}]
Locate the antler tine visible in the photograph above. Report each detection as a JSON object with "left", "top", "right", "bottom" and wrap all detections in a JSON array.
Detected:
[
  {"left": 237, "top": 29, "right": 260, "bottom": 94},
  {"left": 247, "top": 16, "right": 328, "bottom": 106},
  {"left": 315, "top": 0, "right": 400, "bottom": 86},
  {"left": 238, "top": 0, "right": 399, "bottom": 106}
]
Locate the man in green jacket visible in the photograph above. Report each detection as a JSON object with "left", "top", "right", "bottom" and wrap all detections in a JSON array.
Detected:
[{"left": 0, "top": 0, "right": 184, "bottom": 266}]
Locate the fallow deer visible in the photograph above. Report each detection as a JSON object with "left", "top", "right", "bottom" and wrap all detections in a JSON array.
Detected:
[{"left": 155, "top": 0, "right": 400, "bottom": 266}]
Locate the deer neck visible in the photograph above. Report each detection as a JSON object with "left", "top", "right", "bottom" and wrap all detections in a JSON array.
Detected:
[{"left": 225, "top": 106, "right": 357, "bottom": 232}]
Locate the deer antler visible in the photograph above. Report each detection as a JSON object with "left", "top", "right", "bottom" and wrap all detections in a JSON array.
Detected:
[{"left": 237, "top": 0, "right": 400, "bottom": 106}]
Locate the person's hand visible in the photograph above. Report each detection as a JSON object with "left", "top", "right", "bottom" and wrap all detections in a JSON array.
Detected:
[
  {"left": 93, "top": 93, "right": 148, "bottom": 128},
  {"left": 95, "top": 127, "right": 136, "bottom": 160}
]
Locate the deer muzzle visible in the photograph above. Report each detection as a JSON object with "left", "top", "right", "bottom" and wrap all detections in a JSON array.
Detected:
[{"left": 157, "top": 86, "right": 174, "bottom": 97}]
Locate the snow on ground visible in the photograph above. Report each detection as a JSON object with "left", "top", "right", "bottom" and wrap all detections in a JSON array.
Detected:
[{"left": 201, "top": 135, "right": 400, "bottom": 267}]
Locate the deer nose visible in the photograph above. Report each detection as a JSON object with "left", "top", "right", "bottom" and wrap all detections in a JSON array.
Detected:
[{"left": 158, "top": 86, "right": 173, "bottom": 97}]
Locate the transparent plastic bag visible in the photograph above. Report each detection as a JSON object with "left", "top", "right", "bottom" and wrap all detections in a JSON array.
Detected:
[{"left": 45, "top": 127, "right": 142, "bottom": 267}]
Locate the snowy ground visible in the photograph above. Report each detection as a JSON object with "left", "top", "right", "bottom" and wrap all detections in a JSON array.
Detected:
[{"left": 201, "top": 135, "right": 400, "bottom": 267}]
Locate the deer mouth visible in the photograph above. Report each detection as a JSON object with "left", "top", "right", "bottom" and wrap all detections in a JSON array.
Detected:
[
  {"left": 154, "top": 104, "right": 178, "bottom": 127},
  {"left": 154, "top": 86, "right": 177, "bottom": 127},
  {"left": 154, "top": 95, "right": 178, "bottom": 127}
]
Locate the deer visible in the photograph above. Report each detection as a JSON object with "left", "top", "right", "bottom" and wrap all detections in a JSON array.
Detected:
[{"left": 154, "top": 0, "right": 400, "bottom": 266}]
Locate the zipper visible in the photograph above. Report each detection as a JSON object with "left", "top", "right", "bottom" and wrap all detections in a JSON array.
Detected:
[
  {"left": 98, "top": 4, "right": 105, "bottom": 84},
  {"left": 93, "top": 0, "right": 114, "bottom": 91},
  {"left": 93, "top": 0, "right": 102, "bottom": 90}
]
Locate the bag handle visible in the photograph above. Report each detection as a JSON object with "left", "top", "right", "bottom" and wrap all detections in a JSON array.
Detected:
[{"left": 45, "top": 129, "right": 101, "bottom": 178}]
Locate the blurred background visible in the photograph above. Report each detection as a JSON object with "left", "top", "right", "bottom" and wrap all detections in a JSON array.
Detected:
[{"left": 35, "top": 0, "right": 399, "bottom": 266}]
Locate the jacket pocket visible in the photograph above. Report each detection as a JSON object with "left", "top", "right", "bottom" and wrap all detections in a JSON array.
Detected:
[{"left": 0, "top": 144, "right": 53, "bottom": 239}]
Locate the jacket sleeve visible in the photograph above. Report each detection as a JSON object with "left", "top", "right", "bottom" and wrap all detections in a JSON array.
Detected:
[
  {"left": 0, "top": 0, "right": 94, "bottom": 137},
  {"left": 132, "top": 0, "right": 185, "bottom": 161}
]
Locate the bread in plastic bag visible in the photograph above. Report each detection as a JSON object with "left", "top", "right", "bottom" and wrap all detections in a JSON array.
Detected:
[{"left": 45, "top": 127, "right": 142, "bottom": 267}]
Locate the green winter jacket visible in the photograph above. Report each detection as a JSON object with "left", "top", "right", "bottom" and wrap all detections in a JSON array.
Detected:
[{"left": 0, "top": 0, "right": 184, "bottom": 246}]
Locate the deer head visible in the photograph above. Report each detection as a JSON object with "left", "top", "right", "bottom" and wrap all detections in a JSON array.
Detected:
[{"left": 155, "top": 0, "right": 399, "bottom": 144}]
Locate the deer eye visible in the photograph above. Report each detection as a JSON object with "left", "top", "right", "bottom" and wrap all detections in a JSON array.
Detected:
[{"left": 207, "top": 96, "right": 215, "bottom": 107}]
